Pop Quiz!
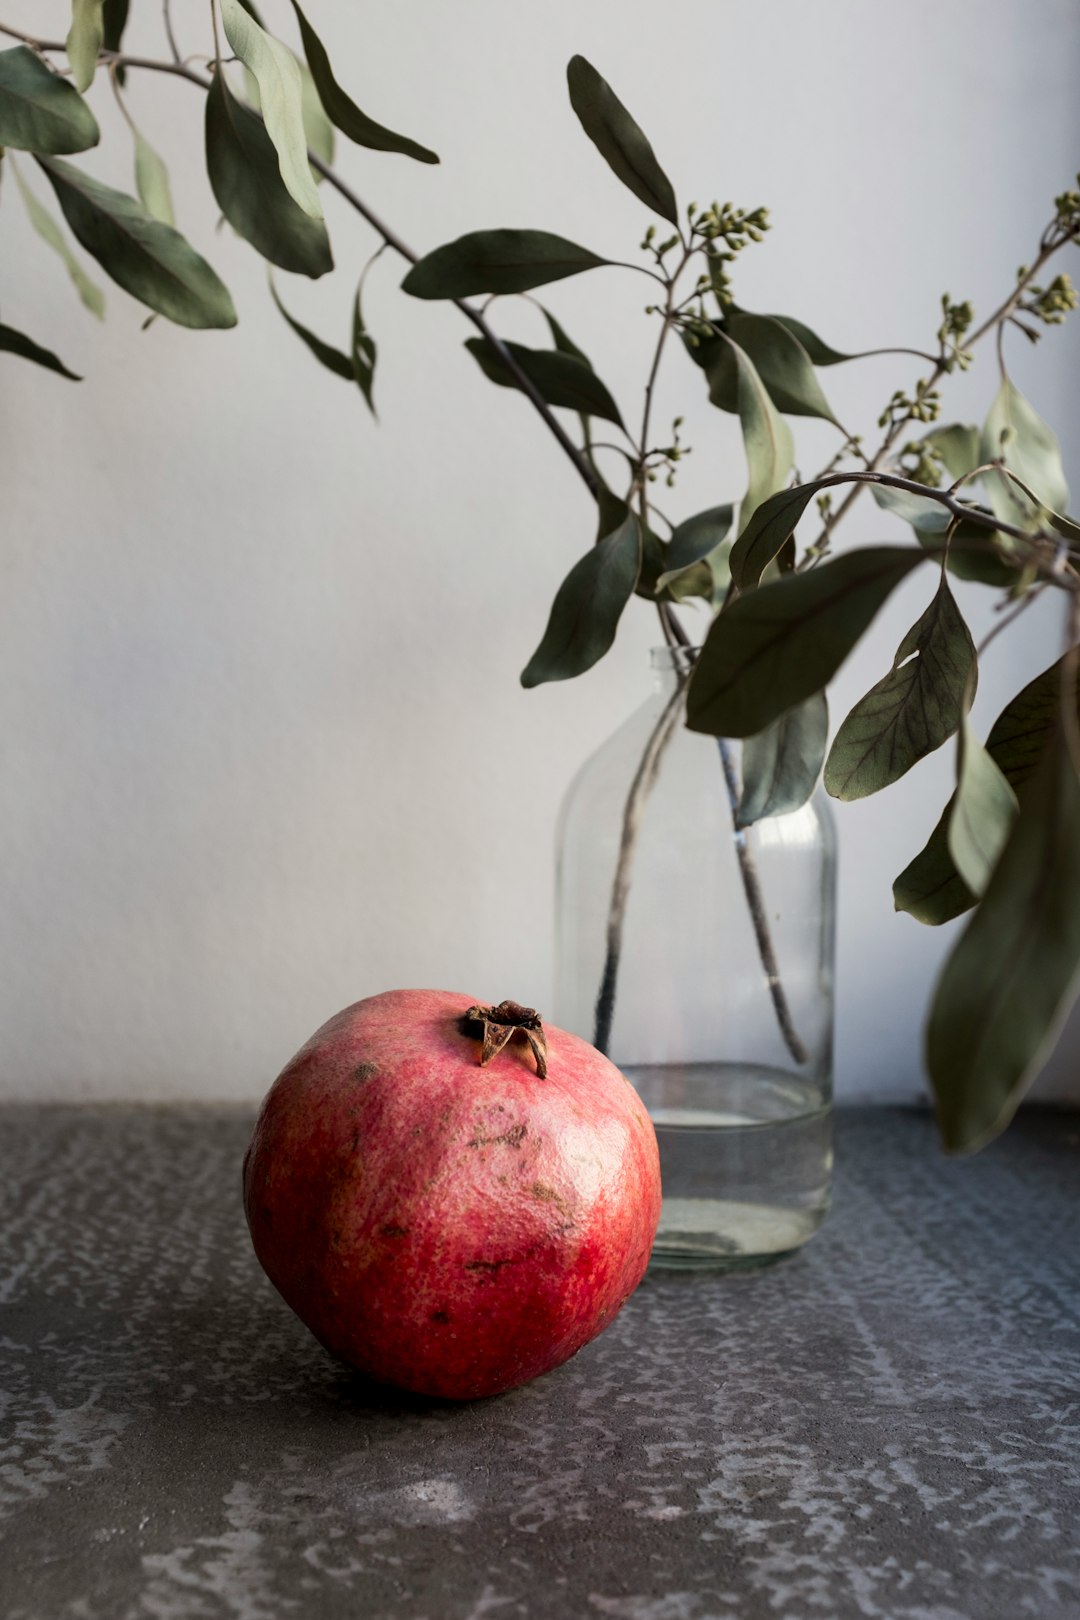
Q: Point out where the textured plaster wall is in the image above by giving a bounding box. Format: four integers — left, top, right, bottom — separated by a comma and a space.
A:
2, 0, 1079, 1102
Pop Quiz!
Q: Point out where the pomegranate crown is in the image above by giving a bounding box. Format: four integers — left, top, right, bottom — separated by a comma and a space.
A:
461, 1000, 548, 1079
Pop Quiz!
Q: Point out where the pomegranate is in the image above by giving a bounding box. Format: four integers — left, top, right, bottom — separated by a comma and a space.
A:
243, 989, 661, 1400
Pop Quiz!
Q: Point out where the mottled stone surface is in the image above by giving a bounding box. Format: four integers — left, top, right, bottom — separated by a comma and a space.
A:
1, 1107, 1078, 1620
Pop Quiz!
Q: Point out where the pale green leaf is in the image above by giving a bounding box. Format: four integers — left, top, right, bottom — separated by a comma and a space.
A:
715, 332, 794, 532
219, 0, 323, 220
979, 375, 1069, 528
947, 715, 1019, 897
66, 0, 104, 93
924, 423, 981, 481
11, 156, 104, 318
133, 128, 175, 227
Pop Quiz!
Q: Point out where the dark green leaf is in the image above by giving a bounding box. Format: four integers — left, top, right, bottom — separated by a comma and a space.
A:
947, 715, 1018, 896
0, 319, 81, 379
979, 375, 1069, 528
205, 72, 332, 278
893, 805, 976, 926
870, 481, 1020, 589
726, 313, 840, 424
540, 307, 592, 368
758, 310, 853, 366
728, 481, 823, 590
102, 0, 129, 51
464, 338, 623, 426
402, 230, 608, 300
0, 46, 100, 153
824, 574, 976, 801
595, 486, 628, 542
565, 55, 677, 225
738, 692, 829, 827
287, 0, 437, 164
220, 0, 322, 220
665, 506, 735, 574
926, 722, 1080, 1152
36, 155, 237, 329
687, 547, 926, 738
521, 516, 642, 687
269, 275, 353, 378
351, 277, 376, 416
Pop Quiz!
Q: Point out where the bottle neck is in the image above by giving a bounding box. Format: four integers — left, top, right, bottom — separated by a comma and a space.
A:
650, 644, 699, 697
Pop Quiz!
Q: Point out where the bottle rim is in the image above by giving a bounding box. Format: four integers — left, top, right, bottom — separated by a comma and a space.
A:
650, 644, 701, 672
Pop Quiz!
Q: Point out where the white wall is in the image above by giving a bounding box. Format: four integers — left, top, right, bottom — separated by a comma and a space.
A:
2, 0, 1078, 1104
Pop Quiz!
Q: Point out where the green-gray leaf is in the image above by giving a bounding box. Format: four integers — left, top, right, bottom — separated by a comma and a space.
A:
722, 313, 840, 425
36, 155, 236, 329
287, 0, 437, 164
926, 725, 1080, 1152
924, 422, 980, 481
66, 0, 103, 93
205, 72, 332, 278
0, 319, 81, 379
134, 128, 175, 227
870, 480, 1019, 589
219, 0, 322, 220
728, 481, 823, 590
352, 276, 376, 416
11, 156, 104, 318
402, 230, 608, 300
565, 55, 677, 225
759, 311, 852, 366
717, 333, 794, 531
979, 375, 1069, 528
824, 574, 976, 800
687, 547, 926, 738
464, 338, 623, 426
269, 275, 353, 379
947, 715, 1019, 897
0, 45, 100, 153
893, 805, 976, 926
665, 506, 735, 574
521, 516, 642, 688
738, 692, 829, 827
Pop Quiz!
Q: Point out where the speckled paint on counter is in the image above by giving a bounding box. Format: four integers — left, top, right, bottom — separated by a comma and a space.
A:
1, 1106, 1078, 1620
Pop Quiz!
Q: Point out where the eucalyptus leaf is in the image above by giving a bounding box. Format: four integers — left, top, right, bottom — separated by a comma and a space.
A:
926, 725, 1080, 1152
205, 71, 332, 278
947, 716, 1019, 897
287, 0, 437, 165
102, 0, 129, 53
66, 0, 104, 94
565, 55, 677, 225
728, 481, 822, 590
687, 547, 926, 738
665, 506, 735, 574
36, 155, 236, 329
979, 375, 1069, 527
352, 277, 376, 415
541, 307, 592, 368
656, 507, 734, 601
219, 0, 323, 221
893, 806, 976, 926
758, 311, 853, 366
738, 691, 829, 827
870, 480, 1019, 589
0, 46, 100, 153
464, 338, 623, 426
824, 574, 976, 800
297, 55, 335, 166
726, 313, 841, 425
403, 230, 608, 300
0, 319, 81, 380
924, 423, 981, 481
134, 129, 175, 227
716, 332, 794, 531
269, 275, 353, 379
521, 515, 642, 687
11, 157, 105, 318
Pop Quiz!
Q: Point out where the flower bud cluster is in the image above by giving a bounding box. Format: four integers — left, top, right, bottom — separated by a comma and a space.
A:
937, 295, 974, 373
900, 438, 946, 489
1024, 272, 1078, 326
879, 378, 941, 432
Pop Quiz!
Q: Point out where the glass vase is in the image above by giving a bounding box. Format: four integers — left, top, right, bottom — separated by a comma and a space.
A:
555, 646, 836, 1271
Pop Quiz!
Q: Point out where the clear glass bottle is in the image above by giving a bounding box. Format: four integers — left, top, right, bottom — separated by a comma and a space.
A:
555, 646, 836, 1271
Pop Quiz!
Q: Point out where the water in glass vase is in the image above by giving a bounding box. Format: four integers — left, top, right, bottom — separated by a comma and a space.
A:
623, 1063, 832, 1270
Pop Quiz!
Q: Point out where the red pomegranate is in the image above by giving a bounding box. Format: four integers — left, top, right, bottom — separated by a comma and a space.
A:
243, 989, 661, 1400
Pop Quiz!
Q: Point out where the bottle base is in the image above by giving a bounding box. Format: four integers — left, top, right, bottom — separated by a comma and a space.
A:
647, 1196, 827, 1273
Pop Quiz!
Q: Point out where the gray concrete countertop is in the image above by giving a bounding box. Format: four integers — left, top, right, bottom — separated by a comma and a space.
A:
1, 1106, 1078, 1620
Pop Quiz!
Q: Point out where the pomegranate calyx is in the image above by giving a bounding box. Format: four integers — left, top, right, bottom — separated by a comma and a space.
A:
462, 1000, 548, 1079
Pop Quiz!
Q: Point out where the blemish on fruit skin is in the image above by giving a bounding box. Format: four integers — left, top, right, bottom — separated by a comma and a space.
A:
380, 1224, 408, 1238
353, 1062, 378, 1083
531, 1182, 558, 1202
468, 1123, 527, 1149
430, 1310, 450, 1323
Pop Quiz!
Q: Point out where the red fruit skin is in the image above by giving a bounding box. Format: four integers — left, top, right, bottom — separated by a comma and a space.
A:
243, 989, 661, 1401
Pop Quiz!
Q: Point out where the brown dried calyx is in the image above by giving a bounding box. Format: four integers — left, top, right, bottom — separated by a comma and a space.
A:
462, 1000, 548, 1079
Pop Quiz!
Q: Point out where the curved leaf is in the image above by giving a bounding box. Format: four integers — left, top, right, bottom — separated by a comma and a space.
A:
352, 277, 376, 416
11, 157, 104, 318
824, 574, 976, 800
665, 506, 735, 574
947, 717, 1018, 897
716, 332, 793, 531
738, 692, 829, 827
927, 722, 1080, 1152
687, 547, 926, 738
133, 129, 175, 227
893, 806, 975, 926
219, 0, 322, 220
726, 313, 840, 424
521, 516, 642, 688
66, 0, 104, 93
464, 338, 623, 426
728, 482, 822, 590
205, 71, 332, 278
924, 423, 980, 481
36, 156, 236, 329
102, 0, 129, 52
752, 310, 853, 366
287, 0, 437, 164
403, 230, 608, 300
0, 320, 81, 380
566, 55, 677, 225
980, 376, 1069, 527
0, 46, 100, 154
869, 480, 1019, 588
269, 276, 353, 379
